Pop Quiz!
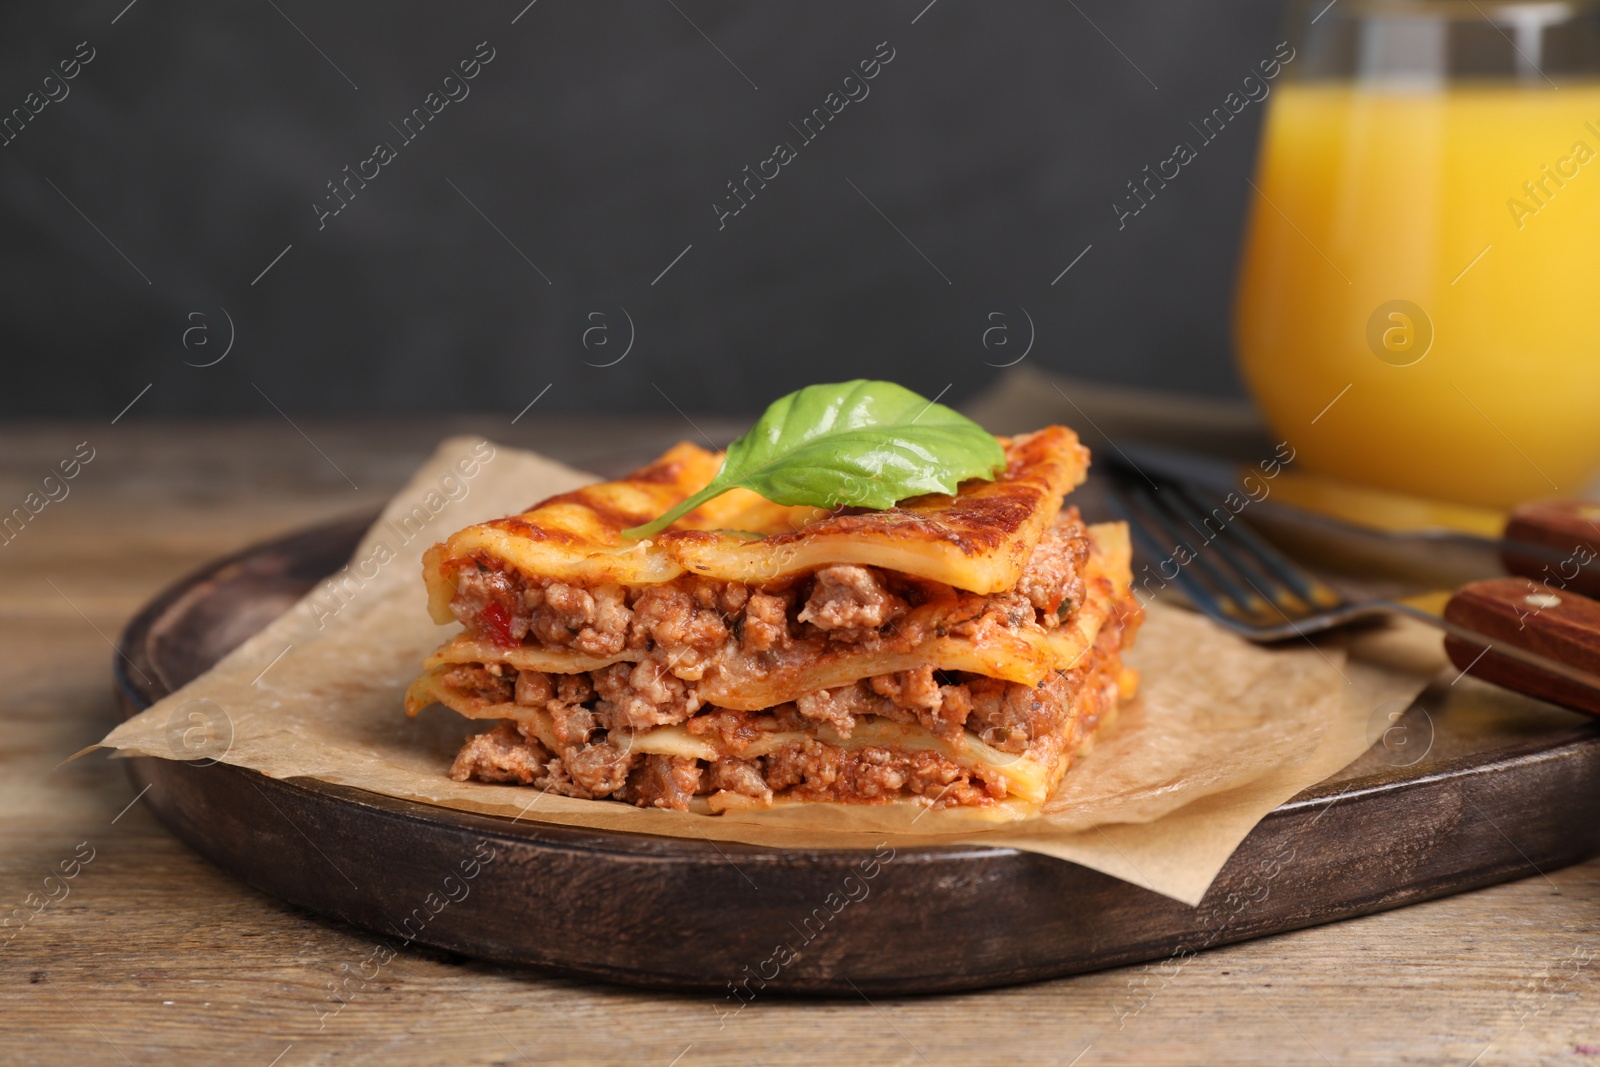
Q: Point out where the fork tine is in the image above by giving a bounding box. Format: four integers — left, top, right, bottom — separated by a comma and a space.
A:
1106, 483, 1239, 623
1171, 483, 1344, 607
1104, 460, 1371, 645
1123, 483, 1271, 622
1203, 495, 1344, 610
1159, 487, 1313, 619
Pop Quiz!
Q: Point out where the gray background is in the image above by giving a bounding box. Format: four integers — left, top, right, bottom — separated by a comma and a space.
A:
1, 1, 1288, 418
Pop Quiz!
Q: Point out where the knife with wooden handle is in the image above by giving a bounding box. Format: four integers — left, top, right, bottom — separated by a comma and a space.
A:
1107, 453, 1600, 718
1500, 501, 1600, 597
1443, 577, 1600, 717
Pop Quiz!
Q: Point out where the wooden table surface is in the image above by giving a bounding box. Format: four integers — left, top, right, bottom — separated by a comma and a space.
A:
4, 408, 1599, 1067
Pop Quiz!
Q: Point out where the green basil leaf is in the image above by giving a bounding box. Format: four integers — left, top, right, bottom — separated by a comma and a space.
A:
624, 380, 1005, 539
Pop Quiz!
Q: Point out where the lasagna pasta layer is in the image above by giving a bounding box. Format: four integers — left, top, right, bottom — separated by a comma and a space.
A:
422, 426, 1090, 614
442, 605, 1139, 815
408, 522, 1130, 712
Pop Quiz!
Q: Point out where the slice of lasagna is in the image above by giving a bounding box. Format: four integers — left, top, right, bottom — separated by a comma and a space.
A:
406, 426, 1140, 818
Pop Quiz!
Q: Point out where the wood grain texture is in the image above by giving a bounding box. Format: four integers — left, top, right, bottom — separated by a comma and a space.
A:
1445, 577, 1600, 717
1503, 499, 1600, 597
5, 416, 1600, 1066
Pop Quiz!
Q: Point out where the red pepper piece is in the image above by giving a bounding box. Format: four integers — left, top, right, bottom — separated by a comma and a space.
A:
479, 602, 517, 647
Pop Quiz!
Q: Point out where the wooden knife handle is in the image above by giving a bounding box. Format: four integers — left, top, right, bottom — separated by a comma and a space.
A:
1500, 499, 1600, 597
1443, 577, 1600, 717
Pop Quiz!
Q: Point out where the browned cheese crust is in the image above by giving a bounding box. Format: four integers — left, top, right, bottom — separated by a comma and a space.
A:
420, 427, 1091, 609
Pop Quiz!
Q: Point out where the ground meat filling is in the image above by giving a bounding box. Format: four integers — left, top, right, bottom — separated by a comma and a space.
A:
449, 567, 524, 642
444, 601, 1136, 810
623, 754, 704, 810
450, 723, 551, 784
741, 591, 792, 653
442, 663, 513, 707
590, 659, 703, 731
440, 506, 1122, 812
707, 758, 771, 803
447, 654, 1127, 811
446, 508, 1093, 654
761, 741, 1003, 807
796, 565, 907, 640
449, 723, 1012, 812
1018, 511, 1093, 623
448, 605, 1133, 745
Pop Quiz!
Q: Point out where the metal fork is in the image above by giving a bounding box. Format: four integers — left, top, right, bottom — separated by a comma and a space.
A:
1103, 459, 1600, 699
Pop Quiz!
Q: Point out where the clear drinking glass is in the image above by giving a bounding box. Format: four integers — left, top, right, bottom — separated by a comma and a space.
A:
1234, 0, 1600, 508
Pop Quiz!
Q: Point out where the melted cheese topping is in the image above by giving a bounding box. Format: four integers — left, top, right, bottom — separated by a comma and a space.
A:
422, 427, 1090, 619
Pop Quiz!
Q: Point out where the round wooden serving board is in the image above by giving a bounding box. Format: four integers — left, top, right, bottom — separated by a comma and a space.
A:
114, 515, 1600, 995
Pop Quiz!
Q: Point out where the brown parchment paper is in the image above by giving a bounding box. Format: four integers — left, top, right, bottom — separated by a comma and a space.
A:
100, 437, 1444, 905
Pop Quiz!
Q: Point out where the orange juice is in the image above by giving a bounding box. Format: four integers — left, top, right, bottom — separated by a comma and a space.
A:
1235, 83, 1600, 508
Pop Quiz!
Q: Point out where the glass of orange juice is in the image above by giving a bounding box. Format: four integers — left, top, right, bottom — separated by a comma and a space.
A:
1235, 0, 1600, 508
